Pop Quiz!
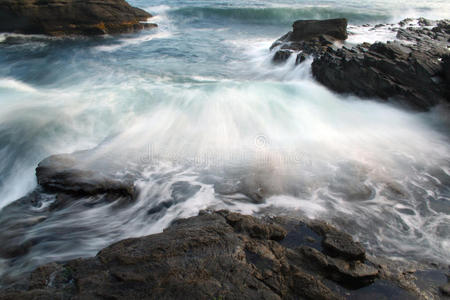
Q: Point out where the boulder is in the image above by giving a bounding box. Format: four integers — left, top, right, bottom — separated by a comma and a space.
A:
36, 154, 135, 198
0, 0, 156, 36
291, 19, 348, 41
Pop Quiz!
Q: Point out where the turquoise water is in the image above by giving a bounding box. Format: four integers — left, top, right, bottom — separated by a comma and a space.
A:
0, 0, 449, 278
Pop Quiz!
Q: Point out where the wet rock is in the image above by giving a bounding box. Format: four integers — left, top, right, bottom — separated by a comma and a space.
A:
0, 211, 344, 299
272, 49, 292, 63
36, 154, 136, 198
272, 18, 450, 111
290, 19, 348, 41
296, 53, 307, 64
322, 232, 366, 261
0, 0, 157, 36
290, 246, 378, 288
440, 282, 450, 296
327, 257, 378, 287
219, 211, 287, 241
2, 211, 436, 299
271, 18, 347, 63
417, 18, 434, 27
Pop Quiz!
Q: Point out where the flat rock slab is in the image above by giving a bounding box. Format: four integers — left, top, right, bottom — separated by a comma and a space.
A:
291, 19, 348, 41
36, 154, 135, 198
323, 232, 366, 261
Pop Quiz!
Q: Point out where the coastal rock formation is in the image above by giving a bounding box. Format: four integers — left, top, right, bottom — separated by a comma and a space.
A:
36, 154, 136, 198
271, 18, 347, 63
271, 18, 450, 111
0, 210, 436, 299
0, 0, 156, 36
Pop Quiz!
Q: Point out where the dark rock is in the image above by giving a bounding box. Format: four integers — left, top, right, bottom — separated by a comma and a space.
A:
290, 246, 378, 288
220, 211, 287, 241
327, 257, 378, 287
0, 211, 341, 299
36, 154, 136, 198
440, 282, 450, 296
323, 232, 366, 261
270, 18, 347, 54
296, 53, 307, 64
271, 18, 450, 111
291, 19, 348, 41
0, 211, 440, 299
417, 18, 434, 27
0, 0, 157, 36
311, 38, 449, 110
272, 49, 292, 63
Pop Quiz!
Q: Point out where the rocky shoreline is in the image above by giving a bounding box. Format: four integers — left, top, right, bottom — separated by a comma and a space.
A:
271, 18, 450, 111
0, 209, 449, 299
0, 153, 448, 299
0, 0, 156, 36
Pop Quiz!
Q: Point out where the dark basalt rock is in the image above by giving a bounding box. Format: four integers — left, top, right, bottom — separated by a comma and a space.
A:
0, 0, 157, 36
271, 18, 450, 111
36, 154, 135, 198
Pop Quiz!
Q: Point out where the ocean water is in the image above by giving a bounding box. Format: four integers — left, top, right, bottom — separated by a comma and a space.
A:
0, 0, 449, 279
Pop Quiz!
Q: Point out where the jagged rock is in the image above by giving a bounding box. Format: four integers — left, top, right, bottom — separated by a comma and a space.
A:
0, 211, 341, 300
289, 246, 378, 288
0, 211, 443, 299
220, 211, 287, 241
271, 18, 347, 63
36, 154, 136, 198
310, 38, 449, 110
271, 18, 450, 110
273, 49, 292, 63
0, 0, 157, 36
296, 53, 307, 64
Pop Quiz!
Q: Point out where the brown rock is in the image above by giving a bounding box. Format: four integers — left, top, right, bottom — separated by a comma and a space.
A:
0, 0, 157, 36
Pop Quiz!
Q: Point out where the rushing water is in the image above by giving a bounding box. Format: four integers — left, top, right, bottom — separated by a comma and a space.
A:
0, 0, 449, 279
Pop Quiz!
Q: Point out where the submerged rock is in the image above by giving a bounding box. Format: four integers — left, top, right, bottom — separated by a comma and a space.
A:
0, 0, 156, 36
0, 211, 440, 299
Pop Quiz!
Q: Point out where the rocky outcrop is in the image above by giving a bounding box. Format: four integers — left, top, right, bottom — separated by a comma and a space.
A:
0, 210, 445, 299
271, 18, 347, 64
0, 0, 156, 36
36, 154, 135, 198
271, 18, 450, 111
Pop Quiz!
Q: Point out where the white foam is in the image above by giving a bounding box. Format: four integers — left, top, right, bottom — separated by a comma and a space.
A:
346, 25, 399, 45
94, 31, 172, 52
0, 78, 37, 93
